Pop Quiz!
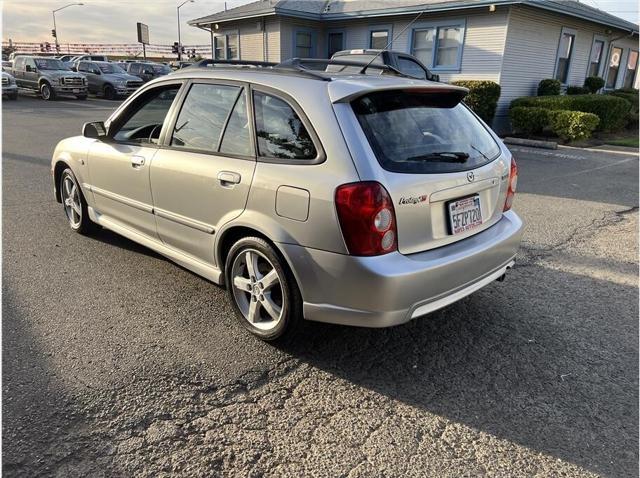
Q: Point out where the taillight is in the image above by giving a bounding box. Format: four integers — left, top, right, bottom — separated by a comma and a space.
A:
335, 181, 397, 256
503, 158, 518, 212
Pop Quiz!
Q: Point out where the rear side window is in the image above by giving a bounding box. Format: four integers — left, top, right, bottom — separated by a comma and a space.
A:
171, 83, 241, 152
253, 91, 316, 160
397, 57, 427, 79
352, 90, 501, 173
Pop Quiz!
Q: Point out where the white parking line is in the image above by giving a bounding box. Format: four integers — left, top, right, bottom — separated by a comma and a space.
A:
507, 146, 587, 160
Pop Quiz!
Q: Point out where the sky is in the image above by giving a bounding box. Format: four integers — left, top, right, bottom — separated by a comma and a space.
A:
2, 0, 639, 46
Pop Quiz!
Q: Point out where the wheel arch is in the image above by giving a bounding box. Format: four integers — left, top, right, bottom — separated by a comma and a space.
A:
216, 224, 301, 293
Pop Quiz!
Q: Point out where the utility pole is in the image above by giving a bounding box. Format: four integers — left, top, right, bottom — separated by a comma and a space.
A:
52, 3, 84, 54
177, 0, 195, 61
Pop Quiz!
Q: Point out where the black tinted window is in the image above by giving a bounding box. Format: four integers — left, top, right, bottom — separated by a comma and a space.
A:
219, 93, 251, 156
352, 90, 500, 174
397, 58, 427, 79
171, 83, 240, 152
253, 91, 316, 160
113, 86, 180, 144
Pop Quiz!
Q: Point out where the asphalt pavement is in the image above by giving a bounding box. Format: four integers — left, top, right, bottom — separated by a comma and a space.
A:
2, 95, 638, 477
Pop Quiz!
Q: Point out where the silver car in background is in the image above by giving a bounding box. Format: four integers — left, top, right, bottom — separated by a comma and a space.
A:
50, 59, 522, 341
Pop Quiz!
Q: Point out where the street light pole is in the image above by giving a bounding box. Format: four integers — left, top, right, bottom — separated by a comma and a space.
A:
177, 0, 194, 61
52, 3, 84, 54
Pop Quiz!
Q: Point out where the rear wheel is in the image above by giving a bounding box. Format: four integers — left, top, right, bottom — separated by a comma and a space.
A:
225, 237, 302, 341
60, 168, 95, 234
40, 82, 55, 101
103, 84, 115, 100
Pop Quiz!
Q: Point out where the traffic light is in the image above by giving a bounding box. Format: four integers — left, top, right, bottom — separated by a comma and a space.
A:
39, 43, 45, 52
45, 42, 51, 52
172, 42, 179, 54
181, 46, 185, 54
51, 29, 57, 38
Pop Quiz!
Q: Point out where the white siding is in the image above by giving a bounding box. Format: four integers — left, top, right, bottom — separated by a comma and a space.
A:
498, 5, 637, 123
325, 8, 509, 82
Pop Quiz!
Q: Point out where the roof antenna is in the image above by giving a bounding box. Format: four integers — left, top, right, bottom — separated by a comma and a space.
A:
359, 7, 428, 74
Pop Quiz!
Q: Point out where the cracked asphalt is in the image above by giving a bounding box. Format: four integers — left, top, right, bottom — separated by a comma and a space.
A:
3, 96, 638, 477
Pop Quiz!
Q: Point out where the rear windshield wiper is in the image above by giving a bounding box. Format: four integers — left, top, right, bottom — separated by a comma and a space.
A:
406, 152, 469, 163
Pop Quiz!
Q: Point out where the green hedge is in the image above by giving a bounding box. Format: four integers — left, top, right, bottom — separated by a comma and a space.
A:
538, 79, 561, 96
566, 86, 590, 95
548, 110, 600, 141
510, 94, 631, 131
451, 80, 501, 124
583, 76, 605, 93
509, 107, 549, 135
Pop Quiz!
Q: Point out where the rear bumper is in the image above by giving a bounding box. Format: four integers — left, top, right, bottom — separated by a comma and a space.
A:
278, 210, 523, 327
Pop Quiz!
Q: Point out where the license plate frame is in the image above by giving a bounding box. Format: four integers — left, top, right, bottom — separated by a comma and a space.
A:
447, 194, 483, 235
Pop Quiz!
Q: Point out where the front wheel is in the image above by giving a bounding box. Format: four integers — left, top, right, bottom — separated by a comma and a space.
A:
9, 92, 18, 100
76, 94, 87, 100
40, 82, 55, 101
60, 168, 95, 234
225, 237, 302, 341
103, 84, 115, 100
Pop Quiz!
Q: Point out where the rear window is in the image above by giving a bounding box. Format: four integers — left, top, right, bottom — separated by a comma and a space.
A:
352, 90, 501, 174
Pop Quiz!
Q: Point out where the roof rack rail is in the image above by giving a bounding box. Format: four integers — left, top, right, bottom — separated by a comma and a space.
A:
276, 58, 405, 77
192, 59, 278, 68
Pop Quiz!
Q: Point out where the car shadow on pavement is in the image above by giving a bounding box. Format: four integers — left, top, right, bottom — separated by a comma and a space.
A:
276, 261, 639, 477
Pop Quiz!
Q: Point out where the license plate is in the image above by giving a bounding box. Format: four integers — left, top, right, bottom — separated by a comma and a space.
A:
448, 195, 483, 235
72, 89, 80, 93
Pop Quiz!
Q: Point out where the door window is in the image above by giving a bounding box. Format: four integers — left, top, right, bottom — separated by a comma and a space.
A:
606, 46, 623, 88
328, 32, 344, 58
397, 57, 427, 79
588, 39, 605, 77
555, 30, 575, 83
219, 92, 252, 156
170, 83, 241, 153
111, 85, 181, 144
253, 91, 316, 160
623, 50, 638, 89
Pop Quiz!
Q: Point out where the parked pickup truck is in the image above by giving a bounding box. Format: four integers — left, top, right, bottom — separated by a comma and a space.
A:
2, 71, 18, 100
9, 56, 87, 100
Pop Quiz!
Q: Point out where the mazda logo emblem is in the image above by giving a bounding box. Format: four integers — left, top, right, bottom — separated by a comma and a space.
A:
467, 171, 475, 182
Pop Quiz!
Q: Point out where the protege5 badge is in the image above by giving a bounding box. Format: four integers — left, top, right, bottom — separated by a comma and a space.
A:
398, 195, 428, 205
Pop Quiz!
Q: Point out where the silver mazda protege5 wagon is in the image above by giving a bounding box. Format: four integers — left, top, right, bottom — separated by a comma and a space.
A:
51, 59, 523, 341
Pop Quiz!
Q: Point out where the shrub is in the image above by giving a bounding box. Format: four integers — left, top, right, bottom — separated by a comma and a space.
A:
509, 107, 549, 135
566, 86, 590, 95
548, 110, 599, 141
583, 76, 605, 93
537, 79, 561, 96
607, 88, 639, 130
451, 80, 501, 123
510, 94, 630, 131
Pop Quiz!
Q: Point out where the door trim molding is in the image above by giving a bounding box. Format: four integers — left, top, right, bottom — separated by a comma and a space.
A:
90, 184, 153, 213
155, 207, 215, 234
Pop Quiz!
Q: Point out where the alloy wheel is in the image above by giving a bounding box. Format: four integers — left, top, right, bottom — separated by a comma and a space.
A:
61, 173, 82, 228
231, 249, 285, 331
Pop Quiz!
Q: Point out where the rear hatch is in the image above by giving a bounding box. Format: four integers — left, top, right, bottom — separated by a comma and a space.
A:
334, 83, 510, 255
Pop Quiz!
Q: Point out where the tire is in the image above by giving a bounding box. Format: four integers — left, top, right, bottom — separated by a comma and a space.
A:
40, 82, 55, 101
59, 168, 96, 235
9, 92, 17, 100
225, 237, 302, 341
76, 94, 87, 100
103, 84, 115, 100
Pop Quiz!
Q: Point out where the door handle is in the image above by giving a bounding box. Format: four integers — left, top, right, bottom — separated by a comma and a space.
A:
131, 155, 145, 168
217, 171, 241, 186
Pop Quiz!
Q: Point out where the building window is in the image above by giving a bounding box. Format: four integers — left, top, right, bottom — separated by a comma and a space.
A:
411, 21, 464, 70
369, 30, 389, 49
554, 29, 575, 84
328, 31, 344, 58
214, 33, 238, 60
587, 38, 605, 78
623, 50, 638, 89
295, 31, 313, 57
606, 46, 623, 88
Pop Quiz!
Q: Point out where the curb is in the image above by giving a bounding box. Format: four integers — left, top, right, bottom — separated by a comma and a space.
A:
503, 137, 557, 150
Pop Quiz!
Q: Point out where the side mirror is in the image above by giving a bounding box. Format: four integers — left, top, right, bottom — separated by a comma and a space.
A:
83, 121, 107, 139
432, 73, 440, 82
25, 65, 32, 72
71, 66, 77, 72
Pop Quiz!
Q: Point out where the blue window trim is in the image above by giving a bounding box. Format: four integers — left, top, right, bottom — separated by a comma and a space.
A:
553, 26, 577, 85
327, 28, 346, 58
368, 24, 393, 49
409, 18, 466, 72
293, 27, 317, 58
